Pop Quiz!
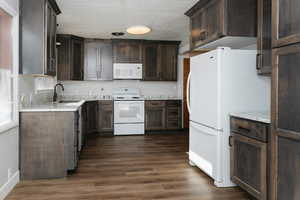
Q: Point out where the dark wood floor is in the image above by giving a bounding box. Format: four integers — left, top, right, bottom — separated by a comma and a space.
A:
6, 133, 250, 200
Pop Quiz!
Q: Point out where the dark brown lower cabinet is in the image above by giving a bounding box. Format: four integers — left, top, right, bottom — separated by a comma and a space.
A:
230, 134, 267, 200
230, 117, 269, 200
85, 101, 98, 134
166, 100, 182, 130
145, 101, 166, 131
145, 100, 182, 131
98, 101, 113, 133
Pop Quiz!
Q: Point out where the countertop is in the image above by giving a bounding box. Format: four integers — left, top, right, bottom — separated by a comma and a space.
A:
19, 100, 85, 112
230, 111, 271, 124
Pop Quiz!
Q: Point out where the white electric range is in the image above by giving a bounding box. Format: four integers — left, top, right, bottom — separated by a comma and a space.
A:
113, 88, 145, 135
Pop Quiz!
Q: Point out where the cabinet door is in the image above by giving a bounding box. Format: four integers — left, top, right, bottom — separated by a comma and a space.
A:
271, 44, 300, 200
272, 0, 300, 47
45, 4, 57, 76
85, 40, 113, 80
230, 134, 267, 200
86, 101, 98, 134
57, 35, 71, 80
190, 9, 207, 49
98, 101, 113, 133
143, 43, 160, 81
71, 39, 84, 80
159, 45, 178, 81
113, 40, 142, 63
166, 101, 182, 130
145, 101, 166, 131
205, 0, 223, 42
189, 0, 223, 49
257, 0, 272, 75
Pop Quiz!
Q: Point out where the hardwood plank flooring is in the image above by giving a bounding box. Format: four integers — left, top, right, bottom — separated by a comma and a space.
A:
6, 133, 251, 200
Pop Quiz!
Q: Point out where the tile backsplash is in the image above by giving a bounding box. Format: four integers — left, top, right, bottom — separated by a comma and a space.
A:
61, 80, 181, 99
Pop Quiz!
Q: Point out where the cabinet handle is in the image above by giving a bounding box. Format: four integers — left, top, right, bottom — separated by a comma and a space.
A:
229, 136, 233, 147
238, 126, 251, 133
256, 54, 261, 70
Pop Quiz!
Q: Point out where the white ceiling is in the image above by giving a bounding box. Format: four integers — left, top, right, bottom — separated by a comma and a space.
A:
56, 0, 198, 46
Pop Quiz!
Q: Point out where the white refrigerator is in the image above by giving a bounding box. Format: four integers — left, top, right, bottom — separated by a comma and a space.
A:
187, 47, 270, 187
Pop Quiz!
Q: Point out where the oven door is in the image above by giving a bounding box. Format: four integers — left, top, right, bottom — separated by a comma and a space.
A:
114, 101, 145, 123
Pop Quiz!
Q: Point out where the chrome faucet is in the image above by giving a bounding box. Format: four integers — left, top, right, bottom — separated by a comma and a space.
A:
53, 83, 65, 102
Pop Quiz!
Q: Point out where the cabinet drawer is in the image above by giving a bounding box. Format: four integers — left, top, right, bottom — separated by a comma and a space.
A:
167, 108, 179, 119
167, 100, 181, 107
167, 120, 180, 129
146, 101, 166, 107
230, 117, 269, 142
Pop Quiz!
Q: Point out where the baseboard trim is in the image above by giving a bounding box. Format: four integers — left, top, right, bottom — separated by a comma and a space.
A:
0, 171, 19, 200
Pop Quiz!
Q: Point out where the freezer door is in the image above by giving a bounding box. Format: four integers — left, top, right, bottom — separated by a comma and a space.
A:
189, 121, 222, 182
190, 50, 222, 130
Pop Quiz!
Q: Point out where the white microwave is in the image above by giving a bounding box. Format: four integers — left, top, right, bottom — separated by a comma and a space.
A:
113, 63, 143, 80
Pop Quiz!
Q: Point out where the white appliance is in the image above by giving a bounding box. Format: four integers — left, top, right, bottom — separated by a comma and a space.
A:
186, 47, 270, 187
113, 63, 143, 80
113, 88, 145, 135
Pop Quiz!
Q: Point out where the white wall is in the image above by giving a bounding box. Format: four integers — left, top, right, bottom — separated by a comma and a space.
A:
0, 1, 20, 199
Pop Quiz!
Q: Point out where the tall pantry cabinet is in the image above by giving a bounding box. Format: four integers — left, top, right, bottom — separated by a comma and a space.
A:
271, 0, 300, 199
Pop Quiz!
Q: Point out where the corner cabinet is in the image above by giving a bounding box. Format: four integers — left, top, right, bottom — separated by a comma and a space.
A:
20, 0, 61, 75
85, 101, 98, 134
57, 35, 84, 81
272, 0, 300, 48
185, 0, 257, 50
112, 39, 143, 63
271, 44, 300, 200
143, 41, 180, 81
257, 0, 272, 75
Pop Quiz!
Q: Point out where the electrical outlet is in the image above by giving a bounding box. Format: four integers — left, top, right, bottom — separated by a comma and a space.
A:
7, 168, 11, 180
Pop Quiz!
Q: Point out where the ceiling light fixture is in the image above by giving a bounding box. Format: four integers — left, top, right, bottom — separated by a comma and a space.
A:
126, 25, 151, 35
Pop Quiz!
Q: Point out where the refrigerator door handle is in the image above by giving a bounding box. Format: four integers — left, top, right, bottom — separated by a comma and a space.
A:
186, 72, 191, 114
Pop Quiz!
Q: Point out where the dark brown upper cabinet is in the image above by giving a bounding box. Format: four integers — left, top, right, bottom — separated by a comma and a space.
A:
271, 44, 300, 200
159, 44, 179, 81
57, 35, 84, 81
143, 41, 180, 81
185, 0, 257, 50
85, 39, 113, 80
143, 42, 160, 81
20, 0, 61, 75
112, 39, 143, 63
272, 0, 300, 48
257, 0, 272, 75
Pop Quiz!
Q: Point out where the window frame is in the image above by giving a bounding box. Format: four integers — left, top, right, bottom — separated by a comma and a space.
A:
0, 0, 19, 133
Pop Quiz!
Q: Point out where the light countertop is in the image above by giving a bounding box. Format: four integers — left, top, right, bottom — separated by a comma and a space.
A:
19, 100, 85, 112
230, 111, 271, 124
